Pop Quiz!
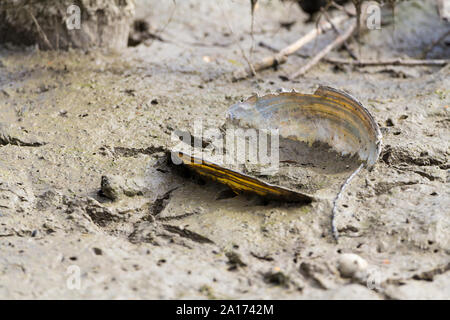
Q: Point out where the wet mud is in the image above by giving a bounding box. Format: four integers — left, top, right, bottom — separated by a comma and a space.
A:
0, 0, 448, 299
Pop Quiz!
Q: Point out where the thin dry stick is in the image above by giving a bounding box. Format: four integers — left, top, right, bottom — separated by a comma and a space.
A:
325, 57, 449, 66
331, 163, 364, 242
232, 14, 350, 81
220, 3, 256, 77
258, 41, 308, 58
321, 8, 357, 60
250, 0, 258, 59
290, 19, 356, 78
26, 8, 53, 50
259, 42, 449, 67
148, 0, 177, 44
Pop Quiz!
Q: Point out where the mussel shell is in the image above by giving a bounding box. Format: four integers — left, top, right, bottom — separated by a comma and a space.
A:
173, 86, 382, 202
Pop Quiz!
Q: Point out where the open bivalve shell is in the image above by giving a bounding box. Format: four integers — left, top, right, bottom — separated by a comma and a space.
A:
172, 86, 382, 203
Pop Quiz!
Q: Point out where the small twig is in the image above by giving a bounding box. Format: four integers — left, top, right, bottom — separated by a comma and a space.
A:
258, 41, 309, 59
290, 19, 356, 78
325, 57, 450, 66
315, 1, 334, 34
250, 0, 258, 59
232, 14, 350, 81
258, 42, 449, 68
321, 8, 357, 60
145, 0, 177, 46
331, 163, 364, 242
26, 8, 53, 50
221, 2, 256, 77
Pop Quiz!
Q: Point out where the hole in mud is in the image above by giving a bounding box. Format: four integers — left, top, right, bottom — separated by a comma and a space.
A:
382, 151, 391, 163
215, 188, 238, 200
385, 118, 395, 127
157, 259, 166, 266
134, 19, 149, 33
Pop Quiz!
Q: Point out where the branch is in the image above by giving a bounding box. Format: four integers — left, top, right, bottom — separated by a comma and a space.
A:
331, 163, 364, 242
259, 42, 449, 68
321, 7, 357, 60
26, 8, 53, 50
325, 57, 450, 66
290, 18, 357, 79
232, 14, 350, 81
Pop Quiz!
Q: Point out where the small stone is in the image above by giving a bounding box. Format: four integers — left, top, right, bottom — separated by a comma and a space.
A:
263, 270, 290, 288
225, 251, 246, 270
100, 175, 145, 201
100, 175, 125, 201
37, 84, 50, 93
337, 253, 368, 278
122, 177, 145, 197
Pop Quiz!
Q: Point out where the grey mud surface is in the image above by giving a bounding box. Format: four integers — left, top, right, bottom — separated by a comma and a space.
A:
0, 0, 449, 299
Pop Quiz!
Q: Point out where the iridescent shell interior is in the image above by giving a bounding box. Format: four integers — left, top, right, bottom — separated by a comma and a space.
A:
227, 86, 382, 169
223, 86, 382, 195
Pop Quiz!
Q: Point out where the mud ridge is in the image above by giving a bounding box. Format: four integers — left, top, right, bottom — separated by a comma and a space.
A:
162, 224, 215, 244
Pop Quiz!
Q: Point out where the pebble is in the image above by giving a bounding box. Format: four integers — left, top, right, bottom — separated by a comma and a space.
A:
337, 253, 368, 278
100, 175, 144, 201
100, 175, 124, 201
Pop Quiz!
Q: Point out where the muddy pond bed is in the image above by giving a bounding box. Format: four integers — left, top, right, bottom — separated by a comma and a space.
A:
0, 0, 449, 299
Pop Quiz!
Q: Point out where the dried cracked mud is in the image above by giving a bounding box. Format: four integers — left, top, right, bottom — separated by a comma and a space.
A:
0, 0, 449, 299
